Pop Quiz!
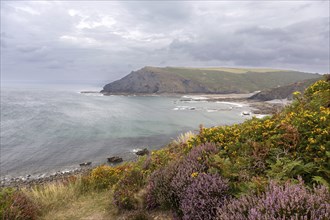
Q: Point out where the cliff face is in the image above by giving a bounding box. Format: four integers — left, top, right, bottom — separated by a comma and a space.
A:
101, 67, 210, 94
101, 66, 320, 94
249, 78, 321, 101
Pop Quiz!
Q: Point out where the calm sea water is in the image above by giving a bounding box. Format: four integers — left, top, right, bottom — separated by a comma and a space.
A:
0, 83, 252, 178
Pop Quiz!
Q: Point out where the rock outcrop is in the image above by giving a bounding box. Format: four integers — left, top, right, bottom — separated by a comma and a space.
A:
102, 67, 209, 94
249, 78, 321, 101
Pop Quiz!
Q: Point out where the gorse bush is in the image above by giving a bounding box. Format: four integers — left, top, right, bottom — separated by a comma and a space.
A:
90, 164, 128, 190
217, 180, 330, 220
76, 163, 133, 193
113, 168, 145, 210
189, 78, 330, 190
142, 147, 179, 174
180, 173, 229, 220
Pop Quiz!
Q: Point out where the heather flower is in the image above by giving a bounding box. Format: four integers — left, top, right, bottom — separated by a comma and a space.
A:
181, 173, 229, 220
145, 162, 180, 210
145, 143, 218, 212
217, 180, 330, 220
171, 143, 218, 200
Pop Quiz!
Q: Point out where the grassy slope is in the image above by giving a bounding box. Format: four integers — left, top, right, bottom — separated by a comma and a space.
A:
40, 191, 113, 220
168, 66, 288, 73
157, 66, 320, 93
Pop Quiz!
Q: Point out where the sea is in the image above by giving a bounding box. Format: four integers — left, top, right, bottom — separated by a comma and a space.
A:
0, 82, 253, 179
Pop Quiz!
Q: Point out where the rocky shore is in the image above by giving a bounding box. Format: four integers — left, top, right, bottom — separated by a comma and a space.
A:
1, 148, 154, 189
0, 167, 93, 189
180, 94, 290, 115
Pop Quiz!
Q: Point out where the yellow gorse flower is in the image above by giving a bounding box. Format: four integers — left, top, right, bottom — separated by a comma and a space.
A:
191, 172, 199, 178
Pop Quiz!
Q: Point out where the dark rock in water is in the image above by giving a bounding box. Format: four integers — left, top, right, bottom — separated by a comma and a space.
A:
79, 162, 92, 166
136, 148, 149, 156
242, 111, 251, 115
107, 156, 123, 163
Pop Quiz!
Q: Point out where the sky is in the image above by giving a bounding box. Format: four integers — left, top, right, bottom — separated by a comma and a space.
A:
1, 1, 329, 83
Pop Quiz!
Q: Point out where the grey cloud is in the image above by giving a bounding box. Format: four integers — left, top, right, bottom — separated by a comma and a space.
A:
1, 1, 329, 82
169, 17, 329, 72
119, 1, 192, 25
16, 45, 49, 54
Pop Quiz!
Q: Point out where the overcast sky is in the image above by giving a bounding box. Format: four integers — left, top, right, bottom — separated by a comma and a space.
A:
1, 1, 329, 83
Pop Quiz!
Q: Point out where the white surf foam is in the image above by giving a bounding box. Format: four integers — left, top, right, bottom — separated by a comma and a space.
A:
216, 101, 245, 108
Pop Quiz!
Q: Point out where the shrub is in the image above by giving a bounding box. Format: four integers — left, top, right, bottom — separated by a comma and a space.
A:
125, 210, 152, 220
90, 165, 122, 190
171, 143, 218, 200
266, 157, 317, 182
189, 79, 330, 188
217, 180, 330, 220
0, 188, 15, 219
142, 148, 177, 174
113, 168, 145, 210
180, 173, 229, 220
0, 189, 39, 220
145, 143, 218, 214
145, 162, 180, 210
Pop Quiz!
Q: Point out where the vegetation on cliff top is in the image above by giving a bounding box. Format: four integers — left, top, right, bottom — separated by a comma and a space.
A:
1, 76, 329, 219
250, 77, 322, 101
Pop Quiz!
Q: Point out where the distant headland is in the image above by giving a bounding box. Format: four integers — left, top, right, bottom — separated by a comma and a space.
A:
101, 66, 320, 95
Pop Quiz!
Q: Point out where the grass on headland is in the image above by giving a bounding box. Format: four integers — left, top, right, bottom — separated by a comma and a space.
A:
170, 66, 289, 74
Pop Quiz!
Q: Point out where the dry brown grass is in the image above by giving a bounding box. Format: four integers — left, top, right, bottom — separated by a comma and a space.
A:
22, 177, 116, 219
39, 190, 115, 220
24, 180, 80, 212
172, 131, 195, 145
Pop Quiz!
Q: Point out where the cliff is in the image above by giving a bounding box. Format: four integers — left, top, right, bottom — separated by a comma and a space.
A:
101, 66, 320, 94
249, 77, 321, 101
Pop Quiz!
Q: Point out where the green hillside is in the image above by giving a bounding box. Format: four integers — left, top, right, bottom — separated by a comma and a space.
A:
102, 66, 320, 94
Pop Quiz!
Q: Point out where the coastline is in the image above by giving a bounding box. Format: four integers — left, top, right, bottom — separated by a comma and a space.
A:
1, 154, 142, 189
1, 92, 288, 188
1, 167, 93, 189
82, 90, 289, 115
